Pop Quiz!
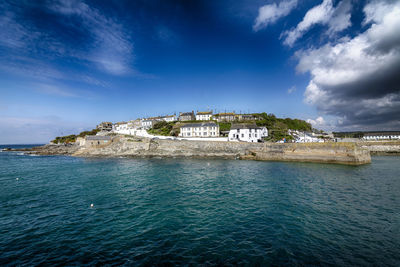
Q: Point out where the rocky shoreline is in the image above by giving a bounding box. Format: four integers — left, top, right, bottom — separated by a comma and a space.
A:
8, 136, 376, 165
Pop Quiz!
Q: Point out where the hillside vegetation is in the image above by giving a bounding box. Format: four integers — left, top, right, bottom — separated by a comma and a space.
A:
254, 113, 312, 142
51, 129, 99, 144
147, 121, 179, 136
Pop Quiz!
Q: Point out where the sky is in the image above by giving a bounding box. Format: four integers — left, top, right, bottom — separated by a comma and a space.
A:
1, 0, 400, 144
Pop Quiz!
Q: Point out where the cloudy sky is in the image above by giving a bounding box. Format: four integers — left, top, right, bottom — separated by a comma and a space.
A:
1, 0, 399, 143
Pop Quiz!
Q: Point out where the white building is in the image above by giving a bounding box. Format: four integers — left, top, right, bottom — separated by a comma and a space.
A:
362, 131, 400, 141
141, 119, 156, 129
161, 115, 176, 122
196, 111, 213, 121
228, 124, 268, 143
113, 121, 129, 132
289, 130, 324, 143
179, 122, 219, 137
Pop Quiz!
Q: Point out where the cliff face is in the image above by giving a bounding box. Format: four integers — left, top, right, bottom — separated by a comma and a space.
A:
71, 137, 371, 165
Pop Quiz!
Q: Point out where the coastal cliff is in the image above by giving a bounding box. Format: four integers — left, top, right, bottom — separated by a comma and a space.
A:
62, 136, 370, 165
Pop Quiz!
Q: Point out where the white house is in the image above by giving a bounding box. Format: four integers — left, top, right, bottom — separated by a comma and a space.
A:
179, 122, 219, 137
362, 131, 400, 141
289, 130, 324, 143
141, 119, 156, 129
161, 115, 176, 122
196, 111, 213, 121
113, 121, 128, 132
228, 124, 268, 143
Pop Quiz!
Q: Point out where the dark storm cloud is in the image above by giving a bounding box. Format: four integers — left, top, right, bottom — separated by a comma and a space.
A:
296, 0, 400, 129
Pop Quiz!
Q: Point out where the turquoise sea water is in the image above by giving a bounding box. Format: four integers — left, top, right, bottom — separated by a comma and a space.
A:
1, 145, 399, 266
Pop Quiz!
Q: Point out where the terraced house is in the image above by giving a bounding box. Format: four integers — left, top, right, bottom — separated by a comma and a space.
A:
214, 112, 236, 122
179, 122, 219, 138
179, 111, 195, 121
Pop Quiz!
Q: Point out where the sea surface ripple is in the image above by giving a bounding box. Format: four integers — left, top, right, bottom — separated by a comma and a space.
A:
0, 146, 399, 265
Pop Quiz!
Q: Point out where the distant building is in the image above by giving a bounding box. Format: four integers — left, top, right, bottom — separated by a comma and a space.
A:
236, 114, 258, 121
179, 111, 195, 121
179, 122, 219, 138
85, 135, 112, 147
196, 111, 213, 121
362, 131, 400, 140
161, 115, 176, 122
113, 121, 128, 132
228, 124, 268, 142
214, 112, 235, 122
113, 120, 141, 134
289, 130, 324, 143
141, 119, 156, 129
97, 122, 113, 132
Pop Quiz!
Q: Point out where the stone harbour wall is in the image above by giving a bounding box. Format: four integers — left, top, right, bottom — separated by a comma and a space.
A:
71, 137, 371, 165
359, 141, 400, 155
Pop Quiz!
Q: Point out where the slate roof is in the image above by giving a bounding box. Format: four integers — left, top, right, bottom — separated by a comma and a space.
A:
197, 111, 212, 115
216, 113, 235, 116
230, 124, 261, 130
180, 112, 194, 116
364, 131, 400, 136
180, 122, 218, 128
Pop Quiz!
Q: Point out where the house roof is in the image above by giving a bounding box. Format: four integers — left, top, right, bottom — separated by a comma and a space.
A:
197, 111, 212, 115
85, 135, 111, 140
180, 112, 194, 116
230, 124, 261, 130
180, 122, 218, 128
216, 113, 235, 116
364, 131, 400, 136
239, 114, 256, 117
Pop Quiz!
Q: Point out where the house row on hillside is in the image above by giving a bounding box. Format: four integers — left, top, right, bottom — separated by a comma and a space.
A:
97, 118, 269, 142
98, 111, 260, 132
177, 111, 260, 122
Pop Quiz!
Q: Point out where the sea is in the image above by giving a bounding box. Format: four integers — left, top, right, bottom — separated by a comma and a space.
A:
0, 144, 399, 266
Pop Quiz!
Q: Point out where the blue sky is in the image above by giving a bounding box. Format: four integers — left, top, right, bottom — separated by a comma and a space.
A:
1, 0, 400, 144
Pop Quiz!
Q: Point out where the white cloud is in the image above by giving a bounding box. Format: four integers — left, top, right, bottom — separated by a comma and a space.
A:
49, 0, 134, 75
326, 0, 352, 36
0, 0, 134, 77
297, 0, 400, 129
253, 0, 298, 31
283, 0, 352, 46
287, 86, 296, 94
307, 116, 326, 127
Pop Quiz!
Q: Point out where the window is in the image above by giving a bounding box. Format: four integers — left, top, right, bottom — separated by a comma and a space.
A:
255, 134, 257, 137
188, 133, 191, 136
241, 134, 244, 138
249, 134, 251, 137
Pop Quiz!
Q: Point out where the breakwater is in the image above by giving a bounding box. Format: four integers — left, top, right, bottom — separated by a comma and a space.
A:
360, 141, 400, 155
66, 137, 371, 165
